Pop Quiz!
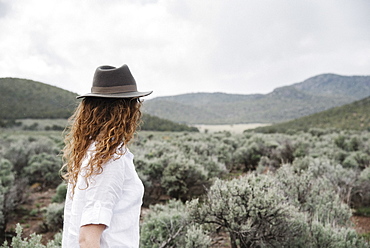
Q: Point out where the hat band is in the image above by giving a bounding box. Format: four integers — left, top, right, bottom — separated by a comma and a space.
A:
91, 85, 137, 94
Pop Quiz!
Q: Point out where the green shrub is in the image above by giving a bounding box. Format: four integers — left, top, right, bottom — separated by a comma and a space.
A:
0, 183, 5, 234
189, 175, 307, 247
309, 221, 368, 248
133, 134, 226, 204
276, 164, 352, 226
360, 232, 370, 243
46, 232, 62, 248
23, 123, 39, 131
0, 159, 25, 236
184, 225, 211, 248
335, 135, 347, 150
140, 200, 189, 247
140, 200, 211, 248
52, 183, 67, 203
3, 136, 59, 175
352, 166, 370, 208
342, 153, 360, 168
233, 141, 265, 171
295, 157, 360, 205
23, 153, 62, 188
0, 159, 14, 187
161, 154, 209, 200
29, 208, 39, 217
0, 223, 61, 248
187, 167, 367, 247
44, 203, 64, 232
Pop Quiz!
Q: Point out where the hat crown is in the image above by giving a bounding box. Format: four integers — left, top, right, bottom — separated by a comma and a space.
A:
77, 64, 152, 99
93, 65, 136, 88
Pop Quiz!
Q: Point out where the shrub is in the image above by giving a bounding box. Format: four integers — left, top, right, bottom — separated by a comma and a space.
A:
189, 175, 307, 248
52, 183, 67, 203
140, 200, 211, 248
233, 142, 265, 171
184, 225, 211, 248
302, 158, 360, 206
309, 221, 368, 248
0, 159, 26, 236
342, 153, 360, 168
3, 136, 59, 175
161, 154, 209, 200
140, 200, 188, 247
133, 134, 226, 204
275, 139, 297, 164
44, 203, 64, 232
0, 183, 5, 235
23, 153, 62, 188
0, 159, 14, 187
276, 164, 352, 226
188, 167, 367, 247
3, 137, 31, 175
335, 135, 347, 150
0, 223, 61, 248
23, 122, 39, 131
334, 134, 363, 152
352, 166, 370, 208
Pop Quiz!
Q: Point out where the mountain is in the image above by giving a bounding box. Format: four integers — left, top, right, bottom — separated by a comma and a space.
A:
253, 96, 370, 133
0, 78, 198, 132
292, 74, 370, 99
143, 74, 370, 124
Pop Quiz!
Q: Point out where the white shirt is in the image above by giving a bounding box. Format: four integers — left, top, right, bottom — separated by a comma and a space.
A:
62, 143, 144, 248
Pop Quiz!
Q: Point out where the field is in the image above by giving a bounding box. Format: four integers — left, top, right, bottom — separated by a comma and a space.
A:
0, 127, 369, 247
194, 123, 270, 134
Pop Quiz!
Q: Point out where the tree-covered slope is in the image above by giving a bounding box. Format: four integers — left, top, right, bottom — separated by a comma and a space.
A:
254, 96, 370, 133
0, 77, 78, 119
141, 114, 198, 132
143, 74, 370, 124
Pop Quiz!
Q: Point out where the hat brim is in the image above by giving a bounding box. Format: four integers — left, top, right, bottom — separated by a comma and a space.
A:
77, 91, 153, 99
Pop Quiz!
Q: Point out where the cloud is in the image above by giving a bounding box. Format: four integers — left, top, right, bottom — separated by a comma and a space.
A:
207, 0, 370, 90
0, 1, 10, 18
0, 0, 369, 97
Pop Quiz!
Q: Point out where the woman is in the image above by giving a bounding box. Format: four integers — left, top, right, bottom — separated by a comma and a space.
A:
61, 65, 152, 248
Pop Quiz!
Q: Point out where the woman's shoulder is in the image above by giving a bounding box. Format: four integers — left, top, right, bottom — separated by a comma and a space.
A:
115, 145, 134, 160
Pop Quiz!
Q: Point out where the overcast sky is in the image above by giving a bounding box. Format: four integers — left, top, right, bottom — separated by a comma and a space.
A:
0, 0, 369, 98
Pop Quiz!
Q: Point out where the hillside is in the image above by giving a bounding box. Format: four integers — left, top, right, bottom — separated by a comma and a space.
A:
253, 96, 370, 133
0, 78, 78, 119
143, 74, 370, 124
0, 78, 198, 132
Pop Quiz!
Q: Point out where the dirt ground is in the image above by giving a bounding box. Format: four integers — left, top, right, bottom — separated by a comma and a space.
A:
5, 188, 370, 246
6, 187, 58, 244
351, 215, 370, 234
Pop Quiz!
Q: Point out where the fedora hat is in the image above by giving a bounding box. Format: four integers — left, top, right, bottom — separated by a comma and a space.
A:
77, 64, 152, 99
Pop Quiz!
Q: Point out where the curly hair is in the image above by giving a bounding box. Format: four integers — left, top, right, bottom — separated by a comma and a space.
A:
61, 97, 142, 196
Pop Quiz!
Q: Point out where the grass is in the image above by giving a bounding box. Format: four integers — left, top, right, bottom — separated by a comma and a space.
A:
355, 207, 370, 217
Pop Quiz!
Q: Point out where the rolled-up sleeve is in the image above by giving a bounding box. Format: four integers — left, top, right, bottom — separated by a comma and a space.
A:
79, 158, 125, 228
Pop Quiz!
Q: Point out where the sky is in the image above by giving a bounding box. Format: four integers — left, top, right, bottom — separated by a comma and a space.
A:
0, 0, 369, 98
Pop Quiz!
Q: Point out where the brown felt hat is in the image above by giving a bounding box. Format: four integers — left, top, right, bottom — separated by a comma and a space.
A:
77, 64, 153, 99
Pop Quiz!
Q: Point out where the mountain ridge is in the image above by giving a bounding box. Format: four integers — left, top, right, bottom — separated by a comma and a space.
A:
291, 73, 370, 99
2, 73, 370, 126
143, 73, 370, 124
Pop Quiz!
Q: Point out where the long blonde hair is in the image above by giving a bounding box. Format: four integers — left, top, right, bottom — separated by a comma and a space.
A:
62, 97, 142, 195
